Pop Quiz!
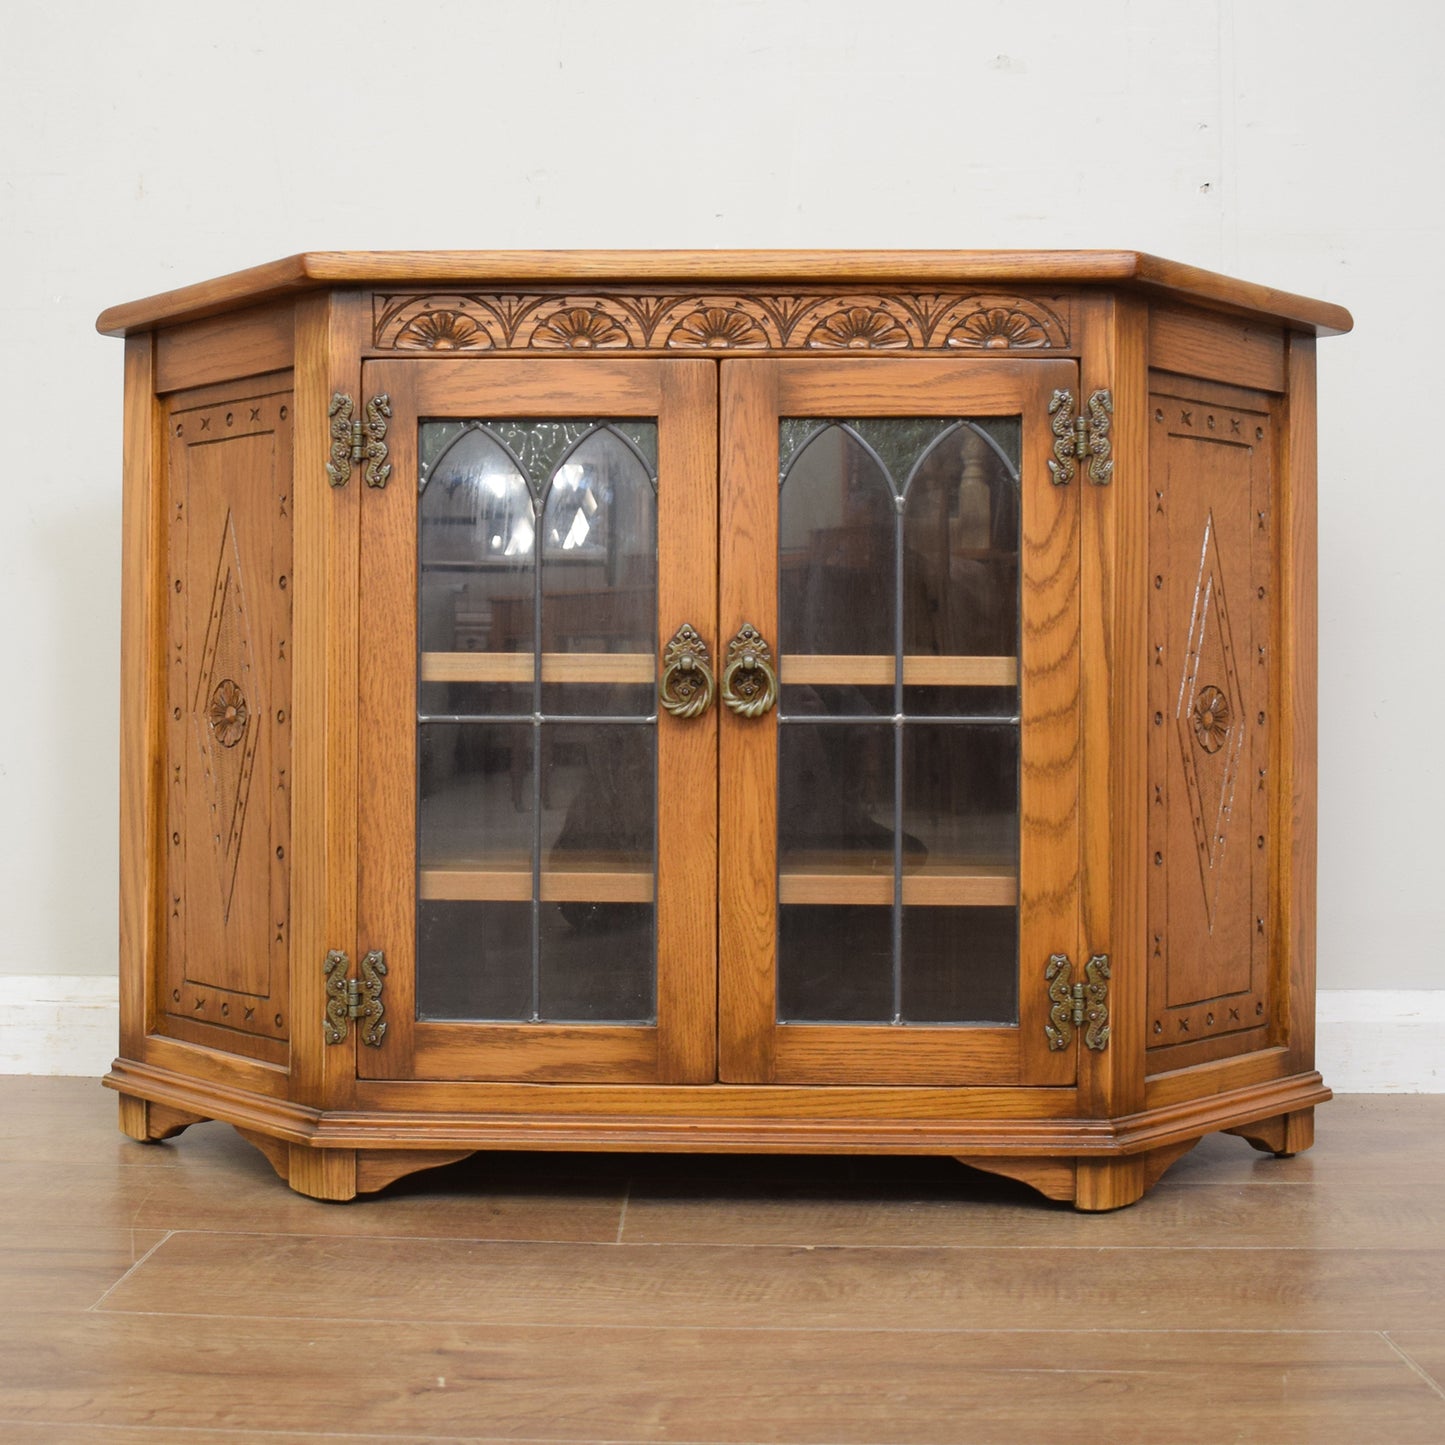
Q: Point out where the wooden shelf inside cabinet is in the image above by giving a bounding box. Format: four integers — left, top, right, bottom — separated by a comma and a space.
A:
422, 652, 655, 685
779, 855, 1019, 907
421, 854, 653, 904
780, 655, 1018, 688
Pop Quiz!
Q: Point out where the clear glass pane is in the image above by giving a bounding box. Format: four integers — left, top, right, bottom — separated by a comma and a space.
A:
778, 904, 892, 1022
417, 900, 531, 1021
901, 724, 1018, 1026
539, 722, 655, 1023
543, 724, 655, 868
418, 722, 533, 869
778, 721, 896, 866
775, 416, 1024, 1030
418, 424, 535, 716
900, 906, 1018, 1024
539, 903, 654, 1023
541, 426, 657, 716
903, 423, 1020, 718
416, 723, 535, 1023
902, 724, 1019, 871
779, 425, 895, 717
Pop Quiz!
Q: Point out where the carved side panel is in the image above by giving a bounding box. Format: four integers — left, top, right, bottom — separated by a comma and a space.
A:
164, 382, 293, 1061
1148, 389, 1274, 1057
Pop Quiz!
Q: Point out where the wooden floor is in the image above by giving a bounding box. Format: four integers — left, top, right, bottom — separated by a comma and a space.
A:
1, 1080, 1443, 1442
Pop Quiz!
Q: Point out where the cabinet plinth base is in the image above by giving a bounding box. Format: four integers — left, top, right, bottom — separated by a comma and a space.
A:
955, 1139, 1201, 1212
118, 1093, 207, 1144
1224, 1107, 1315, 1158
107, 1062, 1329, 1207
234, 1130, 475, 1201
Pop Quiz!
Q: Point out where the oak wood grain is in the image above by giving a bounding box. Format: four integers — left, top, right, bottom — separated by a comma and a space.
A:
96, 249, 1355, 337
118, 333, 164, 1063
1149, 304, 1287, 391
154, 301, 294, 393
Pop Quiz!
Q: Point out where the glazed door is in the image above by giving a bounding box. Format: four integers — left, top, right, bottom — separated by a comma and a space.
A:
358, 359, 718, 1082
718, 359, 1082, 1086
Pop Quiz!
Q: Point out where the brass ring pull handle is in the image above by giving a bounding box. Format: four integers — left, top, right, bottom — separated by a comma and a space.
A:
658, 623, 715, 718
720, 623, 779, 719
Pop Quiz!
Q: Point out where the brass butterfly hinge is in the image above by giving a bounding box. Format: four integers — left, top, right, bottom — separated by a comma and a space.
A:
323, 949, 388, 1047
1044, 952, 1111, 1052
326, 393, 393, 489
1046, 389, 1113, 486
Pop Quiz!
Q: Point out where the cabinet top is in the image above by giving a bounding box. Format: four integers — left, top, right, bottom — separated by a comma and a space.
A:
95, 249, 1353, 338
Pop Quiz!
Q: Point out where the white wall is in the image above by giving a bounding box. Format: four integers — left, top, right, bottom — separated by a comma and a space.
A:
1, 3, 1439, 1022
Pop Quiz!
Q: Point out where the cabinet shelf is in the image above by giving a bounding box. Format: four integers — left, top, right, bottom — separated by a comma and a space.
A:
421, 856, 653, 903
781, 655, 1017, 688
421, 651, 1018, 689
422, 652, 654, 685
420, 855, 1016, 907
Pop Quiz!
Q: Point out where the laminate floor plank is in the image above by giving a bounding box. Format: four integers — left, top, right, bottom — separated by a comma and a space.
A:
8, 1082, 1445, 1442
0, 1229, 169, 1312
1387, 1333, 1445, 1397
0, 1077, 183, 1169
129, 1151, 629, 1242
96, 1230, 1445, 1333
0, 1315, 1441, 1445
620, 1169, 1445, 1250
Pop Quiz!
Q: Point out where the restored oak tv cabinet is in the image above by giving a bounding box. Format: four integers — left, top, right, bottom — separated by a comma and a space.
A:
100, 251, 1349, 1209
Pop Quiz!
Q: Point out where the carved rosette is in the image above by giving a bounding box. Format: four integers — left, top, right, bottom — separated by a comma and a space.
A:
941, 295, 1068, 350
206, 679, 248, 748
396, 309, 490, 350
1191, 685, 1232, 754
373, 290, 1071, 353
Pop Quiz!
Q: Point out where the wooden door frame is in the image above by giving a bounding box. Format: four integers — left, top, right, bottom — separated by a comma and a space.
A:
717, 357, 1083, 1087
357, 357, 718, 1083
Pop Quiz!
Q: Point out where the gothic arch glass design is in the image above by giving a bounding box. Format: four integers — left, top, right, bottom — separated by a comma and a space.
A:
775, 416, 1023, 1027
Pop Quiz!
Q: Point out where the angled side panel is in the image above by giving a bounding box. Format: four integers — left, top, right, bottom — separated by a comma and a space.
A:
161, 374, 294, 1062
1147, 381, 1276, 1065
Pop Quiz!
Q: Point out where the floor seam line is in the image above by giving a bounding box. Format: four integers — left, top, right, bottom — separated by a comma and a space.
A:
1382, 1332, 1445, 1402
85, 1228, 174, 1313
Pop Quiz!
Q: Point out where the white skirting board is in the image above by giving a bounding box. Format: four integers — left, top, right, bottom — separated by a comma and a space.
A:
0, 976, 1441, 1091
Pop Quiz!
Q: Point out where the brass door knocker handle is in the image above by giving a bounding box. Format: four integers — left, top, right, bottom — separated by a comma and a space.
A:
720, 623, 778, 718
659, 623, 715, 718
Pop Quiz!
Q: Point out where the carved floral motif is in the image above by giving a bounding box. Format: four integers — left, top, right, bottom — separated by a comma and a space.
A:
374, 290, 1070, 353
397, 310, 488, 350
207, 679, 249, 748
947, 306, 1053, 349
806, 305, 909, 350
666, 306, 767, 349
1191, 685, 1232, 754
534, 306, 630, 349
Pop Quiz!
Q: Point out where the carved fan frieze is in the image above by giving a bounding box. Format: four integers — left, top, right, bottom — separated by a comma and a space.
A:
372, 290, 1072, 353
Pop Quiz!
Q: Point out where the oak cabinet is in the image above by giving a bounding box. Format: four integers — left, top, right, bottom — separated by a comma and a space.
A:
101, 252, 1349, 1209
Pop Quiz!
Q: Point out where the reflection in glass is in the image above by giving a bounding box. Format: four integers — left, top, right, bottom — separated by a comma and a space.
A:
778, 722, 895, 867
414, 419, 659, 1027
418, 722, 534, 869
776, 416, 1022, 1027
540, 428, 656, 715
779, 426, 893, 718
419, 427, 534, 715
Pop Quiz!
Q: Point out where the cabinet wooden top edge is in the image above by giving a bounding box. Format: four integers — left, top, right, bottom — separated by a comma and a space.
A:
95, 248, 1354, 338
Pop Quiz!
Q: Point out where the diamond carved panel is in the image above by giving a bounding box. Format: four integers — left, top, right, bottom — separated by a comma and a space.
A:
192, 511, 260, 924
1175, 510, 1244, 932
